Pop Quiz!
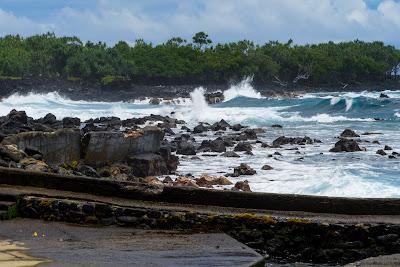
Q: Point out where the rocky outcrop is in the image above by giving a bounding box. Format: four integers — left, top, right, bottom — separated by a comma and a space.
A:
127, 153, 167, 177
233, 164, 256, 176
82, 127, 163, 166
234, 142, 252, 152
204, 91, 224, 104
330, 139, 362, 153
272, 136, 318, 147
3, 129, 81, 165
195, 174, 232, 187
340, 129, 360, 138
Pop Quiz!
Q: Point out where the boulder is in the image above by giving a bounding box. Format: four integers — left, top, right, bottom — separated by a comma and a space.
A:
234, 142, 252, 152
127, 153, 167, 177
77, 164, 99, 177
204, 92, 224, 104
199, 138, 226, 153
384, 145, 393, 151
232, 180, 252, 192
193, 124, 208, 134
329, 139, 362, 152
142, 176, 163, 186
272, 136, 317, 147
176, 141, 196, 155
0, 144, 27, 162
173, 176, 199, 187
82, 127, 164, 166
98, 164, 133, 181
149, 98, 161, 105
221, 151, 240, 158
231, 124, 244, 131
62, 117, 81, 128
159, 146, 179, 173
379, 93, 389, 98
42, 113, 57, 125
261, 164, 273, 170
181, 126, 191, 132
234, 163, 256, 176
241, 129, 258, 140
7, 109, 28, 124
340, 129, 360, 138
195, 174, 232, 187
376, 149, 387, 156
20, 157, 50, 172
210, 119, 230, 131
3, 129, 81, 165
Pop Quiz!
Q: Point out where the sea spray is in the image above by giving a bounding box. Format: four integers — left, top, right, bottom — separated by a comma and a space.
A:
223, 76, 263, 101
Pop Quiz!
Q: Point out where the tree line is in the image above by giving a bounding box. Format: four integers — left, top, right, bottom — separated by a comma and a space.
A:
0, 32, 399, 86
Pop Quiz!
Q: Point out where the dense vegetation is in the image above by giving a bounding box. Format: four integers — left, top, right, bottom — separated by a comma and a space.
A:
0, 32, 399, 86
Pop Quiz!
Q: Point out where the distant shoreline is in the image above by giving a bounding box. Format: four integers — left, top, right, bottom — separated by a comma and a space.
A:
0, 77, 399, 102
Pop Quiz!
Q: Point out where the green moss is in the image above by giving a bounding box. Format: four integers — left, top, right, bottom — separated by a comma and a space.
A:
230, 213, 277, 224
4, 204, 19, 219
286, 217, 312, 224
67, 76, 81, 82
61, 160, 79, 170
100, 75, 126, 85
39, 199, 52, 208
0, 76, 22, 80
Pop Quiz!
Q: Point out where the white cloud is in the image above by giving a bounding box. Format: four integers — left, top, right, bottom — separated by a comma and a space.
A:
1, 0, 400, 46
0, 9, 52, 36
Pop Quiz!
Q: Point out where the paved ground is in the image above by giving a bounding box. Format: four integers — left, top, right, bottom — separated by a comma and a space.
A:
345, 254, 400, 267
0, 219, 264, 267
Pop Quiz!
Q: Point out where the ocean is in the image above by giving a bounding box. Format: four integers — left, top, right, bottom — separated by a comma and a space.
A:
1, 78, 399, 198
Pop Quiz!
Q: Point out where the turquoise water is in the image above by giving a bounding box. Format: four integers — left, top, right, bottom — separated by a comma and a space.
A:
0, 86, 399, 197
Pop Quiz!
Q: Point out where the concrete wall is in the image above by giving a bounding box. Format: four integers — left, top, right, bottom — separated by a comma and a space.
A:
82, 127, 164, 166
1, 167, 400, 215
3, 129, 81, 165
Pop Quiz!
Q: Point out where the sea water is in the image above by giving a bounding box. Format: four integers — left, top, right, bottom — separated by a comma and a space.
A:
0, 79, 399, 198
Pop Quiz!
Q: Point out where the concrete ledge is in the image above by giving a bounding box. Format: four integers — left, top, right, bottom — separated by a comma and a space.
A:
0, 167, 400, 215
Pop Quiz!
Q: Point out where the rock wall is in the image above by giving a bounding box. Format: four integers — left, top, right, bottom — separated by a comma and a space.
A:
18, 195, 400, 265
82, 127, 164, 166
3, 129, 81, 165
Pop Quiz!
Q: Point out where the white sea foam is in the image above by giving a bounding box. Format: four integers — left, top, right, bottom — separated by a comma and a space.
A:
223, 77, 263, 101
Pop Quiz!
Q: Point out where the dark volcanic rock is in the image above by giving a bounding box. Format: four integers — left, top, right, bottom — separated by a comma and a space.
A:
149, 97, 160, 105
193, 123, 208, 134
376, 149, 387, 156
7, 109, 28, 124
232, 180, 252, 192
241, 129, 258, 140
379, 93, 389, 98
127, 153, 167, 177
199, 138, 226, 153
62, 117, 81, 128
340, 129, 360, 138
384, 145, 393, 151
271, 124, 283, 128
77, 164, 99, 177
272, 136, 317, 147
231, 124, 244, 131
234, 163, 256, 176
204, 91, 224, 104
210, 119, 230, 131
176, 141, 196, 155
330, 139, 362, 153
261, 165, 273, 170
221, 151, 240, 158
42, 113, 57, 125
159, 146, 179, 173
234, 142, 252, 152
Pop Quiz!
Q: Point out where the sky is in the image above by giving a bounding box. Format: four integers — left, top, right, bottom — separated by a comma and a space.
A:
0, 0, 399, 46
